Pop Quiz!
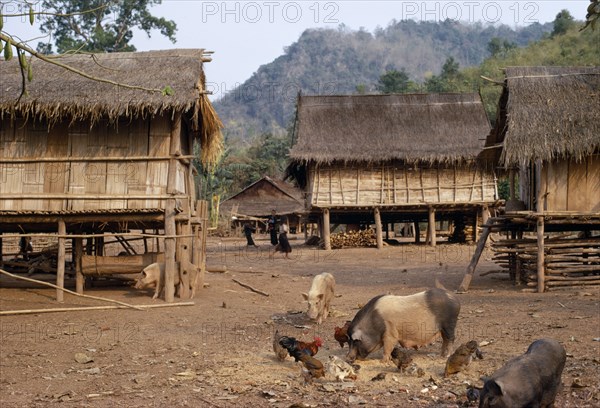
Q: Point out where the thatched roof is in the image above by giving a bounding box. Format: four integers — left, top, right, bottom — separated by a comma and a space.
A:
485, 66, 600, 167
220, 176, 304, 217
0, 49, 223, 164
289, 93, 490, 164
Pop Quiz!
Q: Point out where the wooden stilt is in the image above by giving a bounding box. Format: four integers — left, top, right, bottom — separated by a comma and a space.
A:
74, 238, 84, 294
428, 207, 436, 247
164, 199, 177, 302
414, 222, 421, 244
56, 220, 66, 302
374, 207, 383, 249
537, 216, 545, 293
323, 208, 331, 251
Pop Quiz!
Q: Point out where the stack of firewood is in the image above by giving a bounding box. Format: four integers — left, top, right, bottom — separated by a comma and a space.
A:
490, 237, 600, 290
330, 229, 376, 249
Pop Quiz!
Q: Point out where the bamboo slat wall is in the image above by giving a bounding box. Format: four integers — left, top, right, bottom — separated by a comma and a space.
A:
538, 156, 600, 213
308, 164, 497, 207
0, 115, 189, 212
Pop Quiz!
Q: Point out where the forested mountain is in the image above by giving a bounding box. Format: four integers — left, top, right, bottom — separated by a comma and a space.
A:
213, 19, 551, 141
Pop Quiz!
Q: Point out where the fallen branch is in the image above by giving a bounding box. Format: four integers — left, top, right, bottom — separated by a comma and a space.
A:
231, 278, 269, 297
0, 302, 195, 316
0, 268, 143, 310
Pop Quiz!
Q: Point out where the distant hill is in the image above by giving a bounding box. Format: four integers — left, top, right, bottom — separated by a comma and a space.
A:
213, 19, 551, 141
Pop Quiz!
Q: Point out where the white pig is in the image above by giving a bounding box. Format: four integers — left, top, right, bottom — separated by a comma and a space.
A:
302, 272, 335, 324
134, 262, 180, 300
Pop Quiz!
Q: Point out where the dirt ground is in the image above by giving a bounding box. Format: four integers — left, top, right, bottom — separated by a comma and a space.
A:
1, 234, 599, 407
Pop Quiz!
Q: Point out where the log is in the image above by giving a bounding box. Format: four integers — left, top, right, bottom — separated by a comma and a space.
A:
75, 238, 84, 294
374, 208, 383, 249
546, 280, 600, 287
0, 268, 143, 310
323, 208, 331, 251
458, 221, 492, 292
537, 216, 545, 293
164, 199, 177, 303
231, 278, 269, 297
543, 275, 600, 281
0, 302, 195, 316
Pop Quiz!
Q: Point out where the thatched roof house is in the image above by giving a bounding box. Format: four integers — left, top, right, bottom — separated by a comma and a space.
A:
290, 93, 490, 165
0, 49, 223, 301
220, 176, 304, 218
288, 93, 497, 248
483, 66, 600, 168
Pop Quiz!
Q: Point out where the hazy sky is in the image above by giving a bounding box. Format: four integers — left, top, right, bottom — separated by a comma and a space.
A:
4, 1, 591, 100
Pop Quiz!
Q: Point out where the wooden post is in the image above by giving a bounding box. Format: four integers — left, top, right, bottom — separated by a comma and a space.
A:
481, 205, 489, 226
164, 199, 177, 302
192, 200, 206, 293
323, 208, 331, 251
428, 207, 436, 247
473, 210, 479, 243
374, 207, 383, 249
74, 238, 84, 294
0, 233, 3, 263
414, 221, 421, 244
56, 220, 66, 302
537, 216, 545, 293
458, 219, 493, 292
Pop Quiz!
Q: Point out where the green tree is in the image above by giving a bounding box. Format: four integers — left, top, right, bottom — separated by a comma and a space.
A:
551, 9, 576, 37
37, 0, 177, 53
376, 69, 416, 94
424, 57, 469, 92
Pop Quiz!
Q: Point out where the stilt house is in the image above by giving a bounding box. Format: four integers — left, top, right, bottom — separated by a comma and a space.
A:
0, 49, 223, 302
463, 66, 600, 292
287, 93, 498, 249
220, 176, 304, 234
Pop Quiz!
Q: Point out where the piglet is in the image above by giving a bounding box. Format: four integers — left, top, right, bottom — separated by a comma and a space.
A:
479, 338, 566, 408
302, 272, 335, 324
134, 262, 180, 300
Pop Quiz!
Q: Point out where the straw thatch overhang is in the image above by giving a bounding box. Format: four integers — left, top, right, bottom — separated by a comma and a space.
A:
220, 176, 305, 217
289, 93, 490, 165
0, 49, 223, 165
481, 66, 600, 167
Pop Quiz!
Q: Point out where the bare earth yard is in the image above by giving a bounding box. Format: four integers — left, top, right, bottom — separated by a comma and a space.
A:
1, 235, 599, 407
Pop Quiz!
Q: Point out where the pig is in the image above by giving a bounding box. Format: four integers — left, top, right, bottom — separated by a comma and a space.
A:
302, 272, 335, 324
479, 338, 566, 408
346, 288, 460, 363
134, 262, 180, 300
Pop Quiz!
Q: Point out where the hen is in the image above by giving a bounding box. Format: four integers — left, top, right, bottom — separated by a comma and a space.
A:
444, 340, 479, 377
326, 355, 357, 381
278, 336, 323, 361
334, 321, 351, 348
298, 353, 325, 383
391, 345, 413, 371
272, 329, 288, 362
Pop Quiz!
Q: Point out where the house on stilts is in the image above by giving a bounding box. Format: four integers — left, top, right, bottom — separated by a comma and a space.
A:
286, 93, 499, 250
0, 49, 223, 302
460, 66, 600, 293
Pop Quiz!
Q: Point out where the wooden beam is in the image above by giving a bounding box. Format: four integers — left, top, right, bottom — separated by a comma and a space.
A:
0, 155, 194, 163
164, 199, 177, 302
323, 208, 331, 251
374, 207, 383, 249
537, 216, 545, 293
56, 220, 66, 302
458, 219, 495, 292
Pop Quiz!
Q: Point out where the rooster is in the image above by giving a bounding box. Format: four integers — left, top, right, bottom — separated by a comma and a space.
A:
334, 321, 351, 348
272, 329, 288, 362
278, 336, 323, 361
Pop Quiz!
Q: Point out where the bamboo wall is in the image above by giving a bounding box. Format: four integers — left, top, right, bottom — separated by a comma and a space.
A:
538, 155, 600, 213
0, 115, 189, 212
308, 164, 497, 207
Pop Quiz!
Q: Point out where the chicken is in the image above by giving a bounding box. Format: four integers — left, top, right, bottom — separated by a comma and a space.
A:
334, 321, 351, 348
390, 345, 413, 371
326, 355, 357, 381
298, 353, 325, 383
272, 329, 288, 362
444, 340, 479, 377
278, 336, 323, 361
